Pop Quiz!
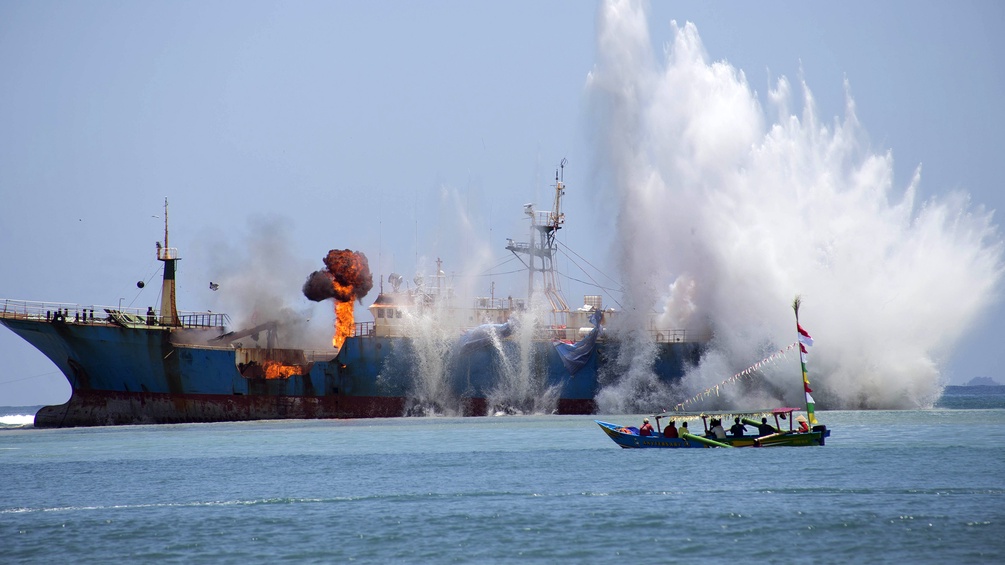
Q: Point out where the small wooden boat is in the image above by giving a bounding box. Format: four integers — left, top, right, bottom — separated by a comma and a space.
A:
595, 407, 830, 448
597, 299, 831, 449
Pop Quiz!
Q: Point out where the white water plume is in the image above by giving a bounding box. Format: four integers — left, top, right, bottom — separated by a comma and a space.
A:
587, 1, 1003, 410
395, 179, 574, 414
399, 287, 562, 416
399, 185, 563, 416
399, 305, 461, 416
485, 297, 562, 415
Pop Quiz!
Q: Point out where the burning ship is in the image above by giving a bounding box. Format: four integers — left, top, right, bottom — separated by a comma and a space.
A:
1, 170, 705, 427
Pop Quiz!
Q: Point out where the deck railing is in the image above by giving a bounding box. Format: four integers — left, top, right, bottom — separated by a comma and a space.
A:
304, 350, 339, 362
651, 328, 695, 343
352, 316, 707, 344
0, 299, 229, 329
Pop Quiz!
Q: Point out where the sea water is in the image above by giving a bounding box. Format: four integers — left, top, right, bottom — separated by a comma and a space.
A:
2, 392, 1003, 563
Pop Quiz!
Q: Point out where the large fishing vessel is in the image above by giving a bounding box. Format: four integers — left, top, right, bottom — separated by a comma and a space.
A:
1, 169, 706, 427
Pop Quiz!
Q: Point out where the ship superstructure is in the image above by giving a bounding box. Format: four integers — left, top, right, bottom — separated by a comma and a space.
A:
338, 163, 705, 416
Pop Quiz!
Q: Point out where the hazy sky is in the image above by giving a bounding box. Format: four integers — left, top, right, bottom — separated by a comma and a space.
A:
2, 0, 1003, 407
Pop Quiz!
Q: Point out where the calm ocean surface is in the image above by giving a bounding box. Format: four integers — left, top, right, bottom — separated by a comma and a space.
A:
2, 389, 1003, 563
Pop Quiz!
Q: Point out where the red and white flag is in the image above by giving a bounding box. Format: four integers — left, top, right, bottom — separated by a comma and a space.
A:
797, 323, 813, 347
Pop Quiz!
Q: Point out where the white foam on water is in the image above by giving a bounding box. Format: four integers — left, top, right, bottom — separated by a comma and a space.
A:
0, 413, 35, 427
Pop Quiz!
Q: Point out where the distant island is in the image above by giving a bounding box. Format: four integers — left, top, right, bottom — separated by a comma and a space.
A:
963, 376, 1002, 386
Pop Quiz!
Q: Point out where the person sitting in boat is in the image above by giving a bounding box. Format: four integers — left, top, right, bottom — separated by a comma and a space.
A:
639, 418, 654, 437
663, 420, 678, 438
796, 414, 810, 432
709, 418, 727, 439
757, 417, 776, 436
729, 417, 747, 437
679, 421, 691, 437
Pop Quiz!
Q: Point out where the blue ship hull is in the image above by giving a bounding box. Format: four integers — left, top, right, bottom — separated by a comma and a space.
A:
1, 315, 403, 427
336, 333, 701, 415
2, 309, 702, 427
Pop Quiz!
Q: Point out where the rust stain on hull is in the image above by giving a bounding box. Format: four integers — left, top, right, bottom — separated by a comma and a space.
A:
34, 390, 407, 428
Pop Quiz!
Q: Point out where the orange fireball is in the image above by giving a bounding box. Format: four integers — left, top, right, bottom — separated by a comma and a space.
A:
303, 249, 373, 350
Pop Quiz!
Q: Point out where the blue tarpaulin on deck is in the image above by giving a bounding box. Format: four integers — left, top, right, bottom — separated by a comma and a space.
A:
554, 310, 602, 376
457, 320, 515, 352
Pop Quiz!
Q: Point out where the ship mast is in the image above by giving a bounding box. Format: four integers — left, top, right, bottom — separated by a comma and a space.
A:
157, 198, 180, 326
506, 160, 570, 325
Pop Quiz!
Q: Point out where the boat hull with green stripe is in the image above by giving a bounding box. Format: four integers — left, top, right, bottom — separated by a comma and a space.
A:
596, 407, 830, 448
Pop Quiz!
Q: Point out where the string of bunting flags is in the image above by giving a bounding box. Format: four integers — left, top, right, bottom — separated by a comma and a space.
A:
667, 341, 799, 413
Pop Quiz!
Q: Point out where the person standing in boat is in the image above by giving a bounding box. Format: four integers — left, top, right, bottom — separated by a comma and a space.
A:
730, 417, 747, 437
663, 420, 678, 438
639, 418, 654, 437
757, 417, 776, 436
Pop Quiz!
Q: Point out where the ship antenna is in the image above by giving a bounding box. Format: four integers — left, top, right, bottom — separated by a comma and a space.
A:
163, 197, 169, 252
157, 197, 181, 326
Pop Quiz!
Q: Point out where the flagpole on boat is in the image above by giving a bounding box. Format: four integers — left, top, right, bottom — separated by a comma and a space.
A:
792, 296, 818, 425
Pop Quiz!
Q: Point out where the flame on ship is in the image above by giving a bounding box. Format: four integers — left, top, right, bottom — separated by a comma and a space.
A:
262, 360, 301, 379
333, 301, 355, 348
302, 249, 373, 349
